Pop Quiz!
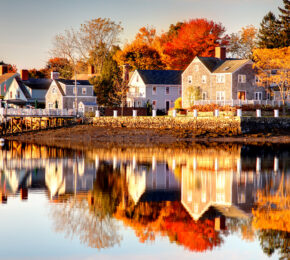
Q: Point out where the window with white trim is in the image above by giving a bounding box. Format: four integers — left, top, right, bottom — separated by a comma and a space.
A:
201, 75, 207, 83
202, 92, 207, 100
52, 87, 57, 94
216, 91, 225, 101
82, 88, 86, 94
152, 100, 157, 108
238, 74, 246, 83
216, 74, 225, 83
188, 76, 192, 84
255, 92, 262, 100
165, 87, 169, 94
152, 86, 156, 95
48, 103, 53, 109
194, 65, 199, 72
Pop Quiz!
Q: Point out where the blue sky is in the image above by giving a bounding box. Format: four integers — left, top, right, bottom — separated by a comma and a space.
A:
0, 0, 282, 70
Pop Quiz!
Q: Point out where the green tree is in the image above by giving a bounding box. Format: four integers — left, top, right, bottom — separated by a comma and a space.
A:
257, 12, 281, 48
278, 0, 290, 47
90, 49, 122, 106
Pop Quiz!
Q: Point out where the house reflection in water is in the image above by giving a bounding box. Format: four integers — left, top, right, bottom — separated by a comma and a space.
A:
126, 157, 180, 204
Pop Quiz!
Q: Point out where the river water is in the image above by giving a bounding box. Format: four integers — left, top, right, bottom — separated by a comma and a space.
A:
0, 141, 289, 260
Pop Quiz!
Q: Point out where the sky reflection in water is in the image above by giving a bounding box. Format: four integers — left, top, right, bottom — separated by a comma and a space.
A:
0, 142, 289, 260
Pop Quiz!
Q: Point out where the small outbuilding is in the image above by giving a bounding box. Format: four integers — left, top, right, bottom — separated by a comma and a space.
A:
78, 101, 98, 115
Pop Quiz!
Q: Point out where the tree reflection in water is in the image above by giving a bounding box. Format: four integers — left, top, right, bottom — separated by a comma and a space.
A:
49, 162, 123, 249
114, 201, 226, 252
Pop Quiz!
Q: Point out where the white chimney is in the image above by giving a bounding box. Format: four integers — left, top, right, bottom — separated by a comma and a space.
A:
51, 71, 60, 80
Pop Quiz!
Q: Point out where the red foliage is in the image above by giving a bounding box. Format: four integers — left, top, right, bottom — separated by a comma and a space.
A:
163, 19, 229, 69
7, 64, 17, 73
189, 104, 236, 112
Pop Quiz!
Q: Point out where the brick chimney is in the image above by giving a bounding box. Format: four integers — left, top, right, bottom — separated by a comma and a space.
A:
122, 64, 130, 82
0, 65, 8, 76
21, 70, 29, 81
51, 71, 60, 80
88, 64, 95, 75
215, 46, 226, 60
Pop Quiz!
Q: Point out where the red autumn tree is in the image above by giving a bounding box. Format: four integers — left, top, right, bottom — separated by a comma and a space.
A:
7, 64, 17, 73
163, 18, 229, 69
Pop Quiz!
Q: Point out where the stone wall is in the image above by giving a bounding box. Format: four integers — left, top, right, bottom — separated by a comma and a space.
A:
93, 116, 290, 136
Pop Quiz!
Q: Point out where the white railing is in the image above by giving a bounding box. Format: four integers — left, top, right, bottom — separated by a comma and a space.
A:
0, 108, 76, 117
193, 100, 290, 107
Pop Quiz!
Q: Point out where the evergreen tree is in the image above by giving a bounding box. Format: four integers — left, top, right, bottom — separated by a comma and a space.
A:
257, 12, 281, 48
278, 0, 290, 47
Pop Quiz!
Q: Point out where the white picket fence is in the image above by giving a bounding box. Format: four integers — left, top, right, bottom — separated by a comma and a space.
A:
0, 108, 77, 117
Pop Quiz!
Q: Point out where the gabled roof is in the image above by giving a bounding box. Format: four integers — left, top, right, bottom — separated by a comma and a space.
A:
137, 70, 183, 85
0, 73, 18, 95
213, 59, 250, 73
54, 80, 65, 96
57, 79, 92, 85
15, 77, 31, 99
196, 57, 250, 74
24, 78, 52, 90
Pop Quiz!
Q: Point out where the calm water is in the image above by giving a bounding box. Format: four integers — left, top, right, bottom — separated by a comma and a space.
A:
0, 142, 289, 260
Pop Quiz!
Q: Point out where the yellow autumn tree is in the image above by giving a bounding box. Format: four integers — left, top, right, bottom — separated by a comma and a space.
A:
252, 47, 290, 110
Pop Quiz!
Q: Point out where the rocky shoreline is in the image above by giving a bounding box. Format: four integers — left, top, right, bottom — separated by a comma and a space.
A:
5, 124, 290, 148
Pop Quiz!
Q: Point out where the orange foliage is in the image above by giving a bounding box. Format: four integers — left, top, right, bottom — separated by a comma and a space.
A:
163, 19, 229, 69
114, 201, 223, 252
252, 192, 290, 232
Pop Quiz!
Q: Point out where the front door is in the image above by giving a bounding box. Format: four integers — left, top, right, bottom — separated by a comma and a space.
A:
166, 101, 170, 111
237, 91, 246, 100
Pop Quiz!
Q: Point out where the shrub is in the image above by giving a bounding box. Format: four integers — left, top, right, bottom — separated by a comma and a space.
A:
174, 97, 182, 110
189, 104, 236, 112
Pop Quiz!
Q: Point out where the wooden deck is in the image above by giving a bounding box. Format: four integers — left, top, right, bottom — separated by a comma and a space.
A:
0, 108, 77, 136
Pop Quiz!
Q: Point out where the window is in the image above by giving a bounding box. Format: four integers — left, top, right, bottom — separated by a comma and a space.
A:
216, 74, 225, 83
216, 91, 225, 101
52, 87, 57, 94
166, 87, 169, 94
255, 75, 260, 84
17, 91, 20, 98
152, 86, 157, 95
48, 103, 53, 109
10, 91, 12, 98
238, 74, 246, 83
202, 92, 207, 100
255, 92, 262, 100
202, 75, 207, 83
136, 75, 139, 82
194, 65, 199, 71
82, 88, 86, 94
152, 100, 157, 108
188, 76, 192, 84
90, 107, 93, 111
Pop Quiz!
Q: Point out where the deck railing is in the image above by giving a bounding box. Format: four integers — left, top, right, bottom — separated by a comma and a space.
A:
0, 108, 77, 117
193, 99, 289, 106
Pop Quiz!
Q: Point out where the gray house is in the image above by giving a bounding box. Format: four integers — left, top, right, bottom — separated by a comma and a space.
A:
45, 79, 96, 109
127, 70, 183, 111
182, 47, 266, 108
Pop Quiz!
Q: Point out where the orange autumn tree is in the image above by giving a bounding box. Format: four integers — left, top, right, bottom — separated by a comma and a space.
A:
114, 201, 224, 252
253, 47, 290, 109
162, 19, 229, 69
115, 26, 166, 70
